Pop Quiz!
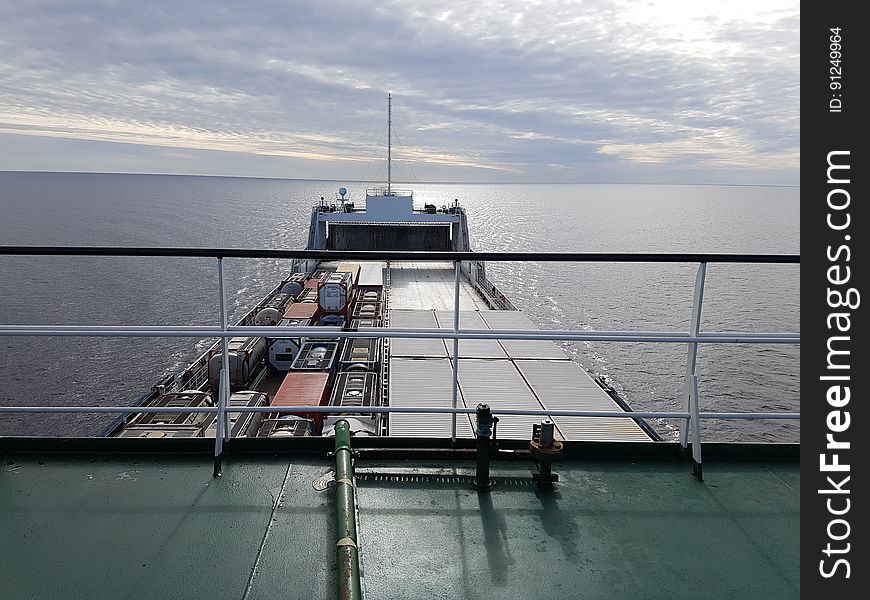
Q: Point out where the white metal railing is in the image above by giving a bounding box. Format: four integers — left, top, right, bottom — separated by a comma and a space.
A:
0, 250, 800, 472
365, 187, 412, 197
0, 405, 798, 420
0, 325, 799, 343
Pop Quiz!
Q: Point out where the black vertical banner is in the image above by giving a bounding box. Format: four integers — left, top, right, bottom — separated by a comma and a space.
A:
803, 2, 866, 597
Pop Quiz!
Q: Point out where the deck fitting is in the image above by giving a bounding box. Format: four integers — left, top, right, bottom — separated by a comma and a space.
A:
473, 404, 497, 490
530, 420, 563, 488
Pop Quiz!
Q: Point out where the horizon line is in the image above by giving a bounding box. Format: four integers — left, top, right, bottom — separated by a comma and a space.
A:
0, 170, 801, 188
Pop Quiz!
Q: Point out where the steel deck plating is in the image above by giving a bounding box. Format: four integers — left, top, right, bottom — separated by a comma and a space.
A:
0, 450, 799, 599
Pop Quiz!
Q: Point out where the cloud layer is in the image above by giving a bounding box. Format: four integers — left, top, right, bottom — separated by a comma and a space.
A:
0, 1, 799, 183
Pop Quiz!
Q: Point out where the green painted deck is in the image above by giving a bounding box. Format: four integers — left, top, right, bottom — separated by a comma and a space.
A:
1, 452, 798, 599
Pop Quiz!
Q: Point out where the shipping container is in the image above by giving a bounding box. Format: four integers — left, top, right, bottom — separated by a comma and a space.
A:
340, 337, 380, 370
388, 358, 473, 438
255, 292, 294, 325
118, 425, 204, 438
268, 316, 311, 338
279, 272, 308, 297
207, 336, 267, 392
129, 390, 214, 429
351, 301, 383, 319
204, 390, 267, 438
296, 287, 318, 304
357, 263, 384, 288
266, 318, 310, 370
329, 371, 378, 405
268, 338, 301, 371
254, 307, 283, 326
329, 372, 379, 410
318, 271, 355, 315
323, 372, 380, 435
260, 290, 294, 310
350, 318, 380, 329
290, 340, 340, 372
271, 371, 331, 431
335, 262, 361, 285
302, 270, 332, 291
317, 314, 346, 327
356, 288, 383, 303
257, 415, 314, 437
322, 416, 379, 437
282, 317, 311, 328
284, 302, 319, 320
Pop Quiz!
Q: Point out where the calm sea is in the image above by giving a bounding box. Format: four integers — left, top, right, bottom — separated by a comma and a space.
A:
0, 172, 799, 440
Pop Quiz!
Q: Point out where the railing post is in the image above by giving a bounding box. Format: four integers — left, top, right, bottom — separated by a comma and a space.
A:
214, 257, 230, 476
689, 374, 703, 480
214, 368, 226, 477
681, 262, 706, 450
451, 260, 461, 443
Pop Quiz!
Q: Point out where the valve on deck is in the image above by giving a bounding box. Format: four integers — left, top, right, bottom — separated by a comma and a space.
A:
530, 420, 563, 487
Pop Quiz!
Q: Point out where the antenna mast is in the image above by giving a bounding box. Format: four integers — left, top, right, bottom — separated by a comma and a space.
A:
387, 93, 392, 195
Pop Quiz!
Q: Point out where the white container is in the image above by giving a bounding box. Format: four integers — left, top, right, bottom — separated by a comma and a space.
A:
268, 338, 301, 371
255, 307, 283, 326
207, 336, 267, 392
318, 271, 354, 314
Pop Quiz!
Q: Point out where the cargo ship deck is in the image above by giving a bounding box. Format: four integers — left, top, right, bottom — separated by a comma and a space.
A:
0, 447, 799, 599
264, 260, 652, 442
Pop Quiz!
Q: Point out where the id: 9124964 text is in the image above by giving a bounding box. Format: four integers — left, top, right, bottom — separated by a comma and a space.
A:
829, 28, 844, 113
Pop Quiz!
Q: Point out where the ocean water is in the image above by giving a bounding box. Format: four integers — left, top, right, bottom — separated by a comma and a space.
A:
0, 172, 799, 440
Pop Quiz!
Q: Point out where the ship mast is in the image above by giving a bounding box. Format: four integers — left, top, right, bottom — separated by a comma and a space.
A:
387, 93, 392, 195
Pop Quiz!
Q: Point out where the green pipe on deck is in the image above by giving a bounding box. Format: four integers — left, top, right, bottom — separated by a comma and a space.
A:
334, 420, 362, 600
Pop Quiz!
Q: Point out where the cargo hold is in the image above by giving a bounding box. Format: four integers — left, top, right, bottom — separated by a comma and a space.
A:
478, 310, 571, 360
389, 358, 473, 438
456, 358, 549, 440
388, 309, 447, 358
514, 360, 651, 441
435, 310, 507, 359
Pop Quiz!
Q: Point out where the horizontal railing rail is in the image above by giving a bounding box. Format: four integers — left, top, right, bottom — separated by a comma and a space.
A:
0, 325, 798, 344
0, 246, 799, 263
0, 246, 800, 477
0, 405, 799, 420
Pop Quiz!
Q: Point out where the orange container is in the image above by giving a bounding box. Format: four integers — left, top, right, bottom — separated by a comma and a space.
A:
284, 302, 319, 320
271, 372, 330, 432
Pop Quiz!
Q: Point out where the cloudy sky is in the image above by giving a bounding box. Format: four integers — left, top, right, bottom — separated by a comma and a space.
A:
0, 1, 799, 184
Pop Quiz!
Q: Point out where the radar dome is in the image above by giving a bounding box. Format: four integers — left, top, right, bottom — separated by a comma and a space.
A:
339, 187, 348, 196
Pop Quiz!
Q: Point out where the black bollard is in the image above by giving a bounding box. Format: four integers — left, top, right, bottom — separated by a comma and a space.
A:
473, 403, 496, 490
